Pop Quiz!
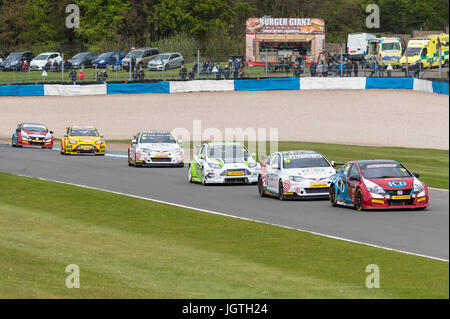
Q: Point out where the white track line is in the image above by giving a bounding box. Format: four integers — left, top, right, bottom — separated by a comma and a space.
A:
13, 173, 449, 262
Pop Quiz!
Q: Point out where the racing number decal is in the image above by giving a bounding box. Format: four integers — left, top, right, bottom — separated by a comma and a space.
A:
336, 178, 345, 193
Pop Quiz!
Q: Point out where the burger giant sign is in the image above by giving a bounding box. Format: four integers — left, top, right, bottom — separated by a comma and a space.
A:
246, 17, 325, 34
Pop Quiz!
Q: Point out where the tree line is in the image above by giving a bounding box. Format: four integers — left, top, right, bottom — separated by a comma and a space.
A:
0, 0, 448, 60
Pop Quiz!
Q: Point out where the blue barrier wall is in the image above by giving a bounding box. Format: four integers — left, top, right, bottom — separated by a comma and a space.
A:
0, 84, 44, 97
234, 78, 300, 91
107, 82, 170, 94
365, 77, 414, 90
432, 81, 449, 95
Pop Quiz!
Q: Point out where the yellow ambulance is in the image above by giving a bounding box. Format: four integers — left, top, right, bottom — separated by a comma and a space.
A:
400, 33, 449, 68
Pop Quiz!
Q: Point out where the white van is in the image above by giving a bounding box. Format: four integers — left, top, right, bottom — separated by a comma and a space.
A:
347, 33, 377, 60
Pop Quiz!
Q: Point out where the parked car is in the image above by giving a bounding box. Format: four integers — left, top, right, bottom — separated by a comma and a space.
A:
71, 52, 99, 69
30, 52, 63, 71
1, 51, 34, 71
92, 50, 126, 68
147, 52, 184, 71
122, 47, 159, 71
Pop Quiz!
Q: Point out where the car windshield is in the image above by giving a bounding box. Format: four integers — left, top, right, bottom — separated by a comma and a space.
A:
139, 133, 176, 143
6, 53, 22, 60
98, 52, 113, 58
72, 53, 88, 59
360, 162, 412, 179
208, 145, 249, 161
154, 54, 170, 62
382, 42, 400, 51
283, 154, 330, 168
405, 47, 422, 56
125, 51, 142, 58
22, 124, 47, 132
34, 54, 50, 60
70, 128, 99, 137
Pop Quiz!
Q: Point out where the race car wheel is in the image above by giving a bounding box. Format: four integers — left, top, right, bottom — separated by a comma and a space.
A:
128, 157, 133, 166
258, 177, 266, 197
330, 185, 338, 207
355, 189, 364, 211
278, 180, 285, 201
201, 168, 207, 186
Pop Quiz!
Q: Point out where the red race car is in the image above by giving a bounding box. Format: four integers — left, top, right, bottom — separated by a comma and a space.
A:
11, 123, 54, 149
329, 160, 429, 211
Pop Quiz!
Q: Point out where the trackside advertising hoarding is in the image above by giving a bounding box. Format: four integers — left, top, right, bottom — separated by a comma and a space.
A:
246, 17, 325, 34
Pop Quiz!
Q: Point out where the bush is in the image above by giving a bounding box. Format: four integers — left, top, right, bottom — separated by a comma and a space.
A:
153, 33, 198, 63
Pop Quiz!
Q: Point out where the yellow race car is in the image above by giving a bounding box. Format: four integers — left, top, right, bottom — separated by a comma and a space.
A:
61, 125, 106, 155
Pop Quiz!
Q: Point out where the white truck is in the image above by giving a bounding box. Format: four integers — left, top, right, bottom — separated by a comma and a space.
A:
347, 33, 377, 60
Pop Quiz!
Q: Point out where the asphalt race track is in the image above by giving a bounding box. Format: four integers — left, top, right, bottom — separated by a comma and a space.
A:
0, 144, 448, 260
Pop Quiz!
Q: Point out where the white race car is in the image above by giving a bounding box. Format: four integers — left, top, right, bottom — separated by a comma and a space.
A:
128, 131, 184, 167
258, 150, 337, 200
188, 142, 260, 185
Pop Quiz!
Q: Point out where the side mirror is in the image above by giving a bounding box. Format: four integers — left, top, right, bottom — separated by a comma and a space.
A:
331, 161, 336, 167
101, 135, 104, 138
251, 153, 256, 158
178, 139, 183, 144
64, 134, 68, 137
132, 139, 137, 144
350, 175, 360, 181
413, 172, 420, 178
50, 131, 54, 134
198, 155, 204, 159
271, 163, 279, 170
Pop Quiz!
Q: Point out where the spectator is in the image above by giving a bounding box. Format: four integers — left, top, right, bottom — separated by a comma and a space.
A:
179, 64, 187, 80
331, 62, 338, 77
95, 70, 101, 82
293, 63, 301, 78
52, 59, 59, 72
310, 60, 317, 77
22, 60, 29, 71
316, 60, 323, 77
215, 63, 222, 80
239, 64, 246, 78
44, 60, 51, 72
188, 68, 195, 80
132, 67, 139, 81
65, 59, 73, 70
413, 61, 420, 78
379, 63, 385, 77
370, 61, 376, 77
101, 69, 108, 83
113, 56, 120, 72
232, 63, 239, 79
138, 67, 145, 81
223, 64, 230, 79
386, 62, 393, 77
322, 62, 328, 77
69, 69, 77, 85
78, 69, 85, 83
353, 61, 359, 77
346, 61, 352, 77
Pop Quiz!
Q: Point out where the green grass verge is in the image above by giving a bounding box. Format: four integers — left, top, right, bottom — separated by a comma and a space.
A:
0, 172, 447, 298
0, 63, 293, 85
104, 140, 449, 189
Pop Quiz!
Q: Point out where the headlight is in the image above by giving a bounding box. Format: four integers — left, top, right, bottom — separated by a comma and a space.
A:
68, 139, 77, 144
366, 186, 386, 195
95, 140, 103, 145
289, 176, 304, 182
208, 163, 222, 169
21, 132, 29, 139
414, 183, 424, 193
172, 148, 182, 154
248, 162, 257, 168
140, 148, 151, 154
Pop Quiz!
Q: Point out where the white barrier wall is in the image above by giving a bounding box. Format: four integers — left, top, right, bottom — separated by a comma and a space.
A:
170, 80, 234, 93
300, 77, 366, 90
44, 84, 107, 96
413, 79, 434, 93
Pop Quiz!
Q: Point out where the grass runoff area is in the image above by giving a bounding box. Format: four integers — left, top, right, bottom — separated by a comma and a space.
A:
0, 172, 448, 299
107, 140, 449, 189
0, 63, 294, 85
